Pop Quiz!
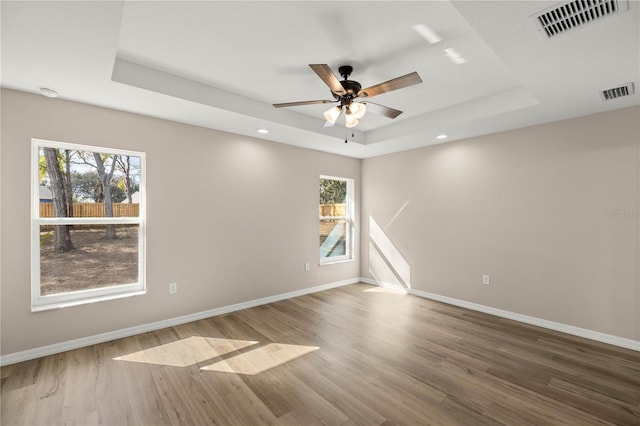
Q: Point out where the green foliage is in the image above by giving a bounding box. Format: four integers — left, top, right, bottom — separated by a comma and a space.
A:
72, 171, 102, 202
38, 155, 48, 184
320, 178, 347, 204
39, 147, 141, 203
38, 148, 66, 184
109, 179, 128, 203
72, 172, 137, 203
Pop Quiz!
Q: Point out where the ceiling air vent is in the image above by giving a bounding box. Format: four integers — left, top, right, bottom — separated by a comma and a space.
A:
601, 83, 635, 101
532, 0, 629, 39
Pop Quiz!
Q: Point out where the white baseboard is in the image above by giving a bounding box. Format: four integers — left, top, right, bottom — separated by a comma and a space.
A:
4, 277, 636, 366
0, 278, 360, 366
361, 278, 640, 352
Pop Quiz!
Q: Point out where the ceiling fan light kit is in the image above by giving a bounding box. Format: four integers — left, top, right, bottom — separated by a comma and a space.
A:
345, 114, 359, 128
324, 105, 342, 124
323, 101, 367, 126
273, 64, 422, 129
348, 102, 366, 119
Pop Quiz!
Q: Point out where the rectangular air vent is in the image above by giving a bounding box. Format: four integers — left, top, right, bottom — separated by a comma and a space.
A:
532, 0, 629, 38
601, 83, 635, 100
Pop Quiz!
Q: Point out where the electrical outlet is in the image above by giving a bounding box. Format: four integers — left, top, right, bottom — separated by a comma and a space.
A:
482, 275, 490, 285
304, 262, 310, 272
169, 282, 177, 294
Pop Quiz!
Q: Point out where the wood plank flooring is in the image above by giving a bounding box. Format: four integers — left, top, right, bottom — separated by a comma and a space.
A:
2, 283, 639, 425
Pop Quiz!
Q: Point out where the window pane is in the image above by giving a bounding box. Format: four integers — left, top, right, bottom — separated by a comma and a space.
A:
39, 147, 141, 218
320, 219, 346, 258
319, 178, 347, 217
39, 224, 139, 295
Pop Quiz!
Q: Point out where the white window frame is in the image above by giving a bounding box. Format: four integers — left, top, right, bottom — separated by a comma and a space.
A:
31, 139, 146, 311
319, 175, 354, 265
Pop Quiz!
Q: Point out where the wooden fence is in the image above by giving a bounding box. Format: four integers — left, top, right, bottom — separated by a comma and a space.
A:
40, 203, 139, 218
319, 203, 346, 217
42, 202, 337, 218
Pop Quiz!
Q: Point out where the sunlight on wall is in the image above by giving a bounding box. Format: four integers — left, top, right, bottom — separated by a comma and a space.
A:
113, 336, 258, 367
384, 200, 410, 230
369, 241, 404, 288
201, 343, 319, 375
369, 216, 411, 288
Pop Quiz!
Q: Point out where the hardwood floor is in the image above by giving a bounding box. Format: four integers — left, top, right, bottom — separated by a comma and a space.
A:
2, 283, 639, 425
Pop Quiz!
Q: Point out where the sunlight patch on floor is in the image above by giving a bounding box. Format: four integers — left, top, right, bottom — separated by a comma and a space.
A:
362, 286, 407, 295
201, 343, 319, 375
113, 336, 258, 367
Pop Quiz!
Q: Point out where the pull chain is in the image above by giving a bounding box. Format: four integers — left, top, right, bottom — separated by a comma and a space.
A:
344, 129, 355, 144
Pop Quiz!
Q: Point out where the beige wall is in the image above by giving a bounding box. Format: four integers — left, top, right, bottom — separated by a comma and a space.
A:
0, 89, 360, 355
1, 88, 637, 356
361, 106, 640, 341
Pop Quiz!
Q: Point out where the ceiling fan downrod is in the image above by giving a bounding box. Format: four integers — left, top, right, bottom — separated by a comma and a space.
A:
338, 65, 353, 80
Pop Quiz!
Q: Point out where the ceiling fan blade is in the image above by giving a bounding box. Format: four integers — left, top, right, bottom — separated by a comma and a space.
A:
358, 72, 422, 98
273, 100, 335, 108
322, 120, 335, 128
309, 64, 346, 96
363, 101, 403, 119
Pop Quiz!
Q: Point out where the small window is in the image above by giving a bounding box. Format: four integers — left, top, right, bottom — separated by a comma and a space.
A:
31, 139, 145, 311
319, 176, 354, 264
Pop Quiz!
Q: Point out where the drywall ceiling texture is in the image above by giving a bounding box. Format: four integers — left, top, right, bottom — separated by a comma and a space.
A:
3, 1, 638, 158
361, 106, 640, 341
0, 89, 360, 355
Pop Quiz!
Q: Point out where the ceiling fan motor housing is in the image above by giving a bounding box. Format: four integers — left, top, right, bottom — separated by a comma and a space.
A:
339, 80, 361, 96
334, 66, 361, 104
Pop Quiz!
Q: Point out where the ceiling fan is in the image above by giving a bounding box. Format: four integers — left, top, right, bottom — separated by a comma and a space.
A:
273, 64, 423, 128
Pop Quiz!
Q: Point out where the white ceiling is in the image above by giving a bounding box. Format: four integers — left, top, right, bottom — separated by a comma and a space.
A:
2, 1, 638, 159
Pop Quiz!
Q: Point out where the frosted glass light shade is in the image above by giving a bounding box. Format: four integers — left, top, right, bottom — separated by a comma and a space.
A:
324, 106, 342, 124
345, 114, 359, 128
349, 102, 367, 119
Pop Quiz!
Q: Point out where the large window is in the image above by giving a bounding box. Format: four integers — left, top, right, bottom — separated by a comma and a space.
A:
319, 176, 354, 264
31, 139, 145, 311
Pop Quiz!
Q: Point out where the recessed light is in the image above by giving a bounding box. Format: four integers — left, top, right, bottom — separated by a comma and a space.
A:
436, 134, 448, 140
39, 87, 59, 98
257, 129, 269, 134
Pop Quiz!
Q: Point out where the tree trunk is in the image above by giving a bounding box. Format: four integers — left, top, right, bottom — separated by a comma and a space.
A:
95, 183, 104, 203
43, 148, 74, 252
93, 153, 117, 239
63, 150, 74, 219
123, 156, 134, 204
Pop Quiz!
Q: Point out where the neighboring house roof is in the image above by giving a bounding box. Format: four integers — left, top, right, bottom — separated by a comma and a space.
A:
122, 191, 140, 203
39, 185, 53, 201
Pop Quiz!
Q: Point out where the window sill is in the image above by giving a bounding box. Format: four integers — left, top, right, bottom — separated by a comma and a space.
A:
319, 257, 355, 266
31, 289, 146, 312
